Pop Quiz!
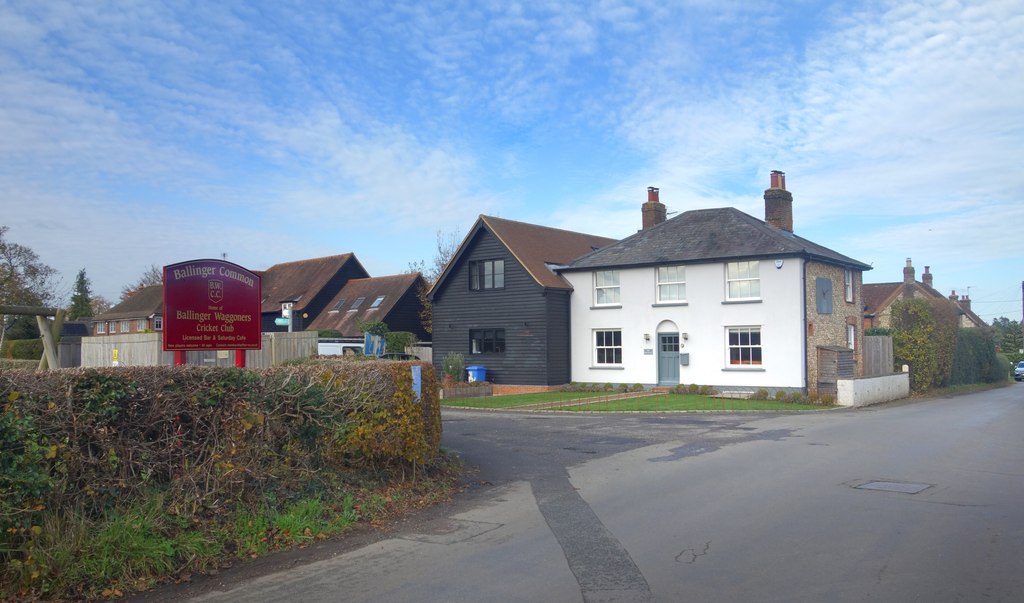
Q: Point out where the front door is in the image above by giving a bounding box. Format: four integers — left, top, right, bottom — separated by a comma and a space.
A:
658, 333, 680, 386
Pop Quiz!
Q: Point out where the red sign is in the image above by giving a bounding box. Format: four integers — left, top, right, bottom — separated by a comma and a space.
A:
163, 259, 262, 351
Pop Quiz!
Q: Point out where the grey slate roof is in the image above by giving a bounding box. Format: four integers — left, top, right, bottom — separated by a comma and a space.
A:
560, 207, 871, 272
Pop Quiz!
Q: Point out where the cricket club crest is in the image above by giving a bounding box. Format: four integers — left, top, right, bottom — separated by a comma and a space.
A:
208, 279, 224, 303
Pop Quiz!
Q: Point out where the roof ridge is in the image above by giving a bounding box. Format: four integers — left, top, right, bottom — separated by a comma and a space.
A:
265, 252, 353, 269
481, 214, 616, 241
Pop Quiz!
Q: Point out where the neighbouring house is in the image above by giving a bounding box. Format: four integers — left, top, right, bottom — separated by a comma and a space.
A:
862, 259, 987, 330
90, 254, 371, 337
90, 284, 163, 336
430, 215, 616, 387
307, 272, 430, 341
557, 172, 872, 395
259, 253, 369, 332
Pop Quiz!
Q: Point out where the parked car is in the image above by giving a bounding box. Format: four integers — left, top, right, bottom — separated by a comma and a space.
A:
380, 352, 420, 361
1015, 361, 1024, 382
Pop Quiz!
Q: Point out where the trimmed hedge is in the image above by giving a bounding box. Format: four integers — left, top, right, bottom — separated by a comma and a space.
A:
951, 328, 1006, 385
1, 339, 44, 360
0, 362, 441, 568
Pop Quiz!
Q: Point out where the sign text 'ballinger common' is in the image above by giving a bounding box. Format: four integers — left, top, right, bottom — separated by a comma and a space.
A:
163, 259, 262, 351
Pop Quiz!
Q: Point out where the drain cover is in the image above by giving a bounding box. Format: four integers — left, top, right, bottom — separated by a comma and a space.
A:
855, 480, 931, 494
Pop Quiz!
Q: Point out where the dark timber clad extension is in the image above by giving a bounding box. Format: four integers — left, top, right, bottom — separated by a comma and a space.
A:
431, 216, 614, 385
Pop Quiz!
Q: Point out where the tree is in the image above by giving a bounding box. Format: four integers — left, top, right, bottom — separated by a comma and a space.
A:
991, 317, 1023, 354
90, 294, 113, 317
407, 229, 460, 334
891, 298, 959, 392
0, 226, 59, 347
67, 269, 94, 320
120, 264, 162, 302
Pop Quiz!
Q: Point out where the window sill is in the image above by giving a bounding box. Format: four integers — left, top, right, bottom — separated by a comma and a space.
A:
589, 365, 625, 370
722, 299, 762, 305
652, 302, 688, 307
590, 304, 622, 310
722, 367, 766, 372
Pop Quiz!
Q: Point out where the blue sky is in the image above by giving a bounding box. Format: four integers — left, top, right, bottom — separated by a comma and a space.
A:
2, 0, 1022, 322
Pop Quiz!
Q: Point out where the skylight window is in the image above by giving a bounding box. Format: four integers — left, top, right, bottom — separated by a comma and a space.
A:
348, 297, 365, 311
330, 298, 346, 312
370, 295, 385, 308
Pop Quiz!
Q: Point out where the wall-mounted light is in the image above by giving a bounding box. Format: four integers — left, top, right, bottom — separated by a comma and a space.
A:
682, 333, 689, 340
644, 333, 651, 342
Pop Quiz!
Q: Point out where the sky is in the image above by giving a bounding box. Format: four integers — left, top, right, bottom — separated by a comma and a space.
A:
1, 0, 1022, 322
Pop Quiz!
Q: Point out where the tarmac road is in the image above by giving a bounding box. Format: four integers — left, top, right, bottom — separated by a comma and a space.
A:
170, 385, 1024, 602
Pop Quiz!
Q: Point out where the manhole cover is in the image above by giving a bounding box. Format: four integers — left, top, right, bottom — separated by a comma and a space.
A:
855, 480, 931, 494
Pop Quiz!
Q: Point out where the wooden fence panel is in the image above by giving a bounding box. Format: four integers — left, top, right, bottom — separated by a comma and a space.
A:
81, 332, 317, 368
864, 335, 894, 376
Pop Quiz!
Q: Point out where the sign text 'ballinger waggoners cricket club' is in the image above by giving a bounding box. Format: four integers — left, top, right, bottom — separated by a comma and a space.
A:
163, 259, 262, 351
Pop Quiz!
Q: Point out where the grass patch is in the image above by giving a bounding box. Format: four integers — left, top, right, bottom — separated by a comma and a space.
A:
441, 390, 610, 408
441, 390, 831, 411
2, 459, 462, 600
562, 394, 828, 412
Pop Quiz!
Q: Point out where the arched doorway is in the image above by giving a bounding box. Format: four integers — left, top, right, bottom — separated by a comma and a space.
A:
656, 320, 680, 386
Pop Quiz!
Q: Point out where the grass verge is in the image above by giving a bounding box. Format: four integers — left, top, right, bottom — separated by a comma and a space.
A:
562, 394, 828, 412
441, 391, 610, 408
1, 456, 462, 601
442, 391, 831, 411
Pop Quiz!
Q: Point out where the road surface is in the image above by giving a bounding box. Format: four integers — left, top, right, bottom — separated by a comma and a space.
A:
180, 385, 1024, 602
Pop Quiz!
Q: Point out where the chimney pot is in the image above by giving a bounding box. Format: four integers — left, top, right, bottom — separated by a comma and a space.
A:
641, 186, 666, 230
770, 170, 786, 190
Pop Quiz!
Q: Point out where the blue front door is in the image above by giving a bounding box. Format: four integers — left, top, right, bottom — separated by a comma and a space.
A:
658, 333, 680, 385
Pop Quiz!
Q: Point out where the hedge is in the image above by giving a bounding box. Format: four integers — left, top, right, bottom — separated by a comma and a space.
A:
1, 361, 441, 594
951, 328, 1006, 385
1, 339, 44, 360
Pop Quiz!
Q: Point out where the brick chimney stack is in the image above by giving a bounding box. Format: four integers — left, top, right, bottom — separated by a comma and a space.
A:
923, 266, 933, 289
903, 258, 916, 284
642, 186, 666, 230
960, 294, 971, 311
764, 170, 793, 232
949, 289, 958, 302
902, 258, 916, 299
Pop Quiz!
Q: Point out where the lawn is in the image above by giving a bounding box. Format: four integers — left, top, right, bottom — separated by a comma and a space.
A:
440, 390, 610, 408
562, 394, 828, 412
441, 391, 831, 412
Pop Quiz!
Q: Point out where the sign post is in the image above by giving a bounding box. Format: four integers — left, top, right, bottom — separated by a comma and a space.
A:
163, 259, 262, 367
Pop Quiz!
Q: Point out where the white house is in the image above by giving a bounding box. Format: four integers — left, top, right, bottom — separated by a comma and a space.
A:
558, 172, 872, 395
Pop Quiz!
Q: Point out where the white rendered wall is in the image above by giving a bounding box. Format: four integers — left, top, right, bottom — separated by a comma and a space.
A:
564, 258, 806, 389
837, 373, 910, 407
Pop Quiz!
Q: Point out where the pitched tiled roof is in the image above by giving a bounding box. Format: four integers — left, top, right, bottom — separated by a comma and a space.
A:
94, 285, 163, 321
259, 253, 365, 313
562, 207, 872, 272
957, 302, 986, 328
862, 283, 902, 315
307, 273, 424, 336
481, 216, 618, 288
433, 216, 616, 293
862, 280, 987, 328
